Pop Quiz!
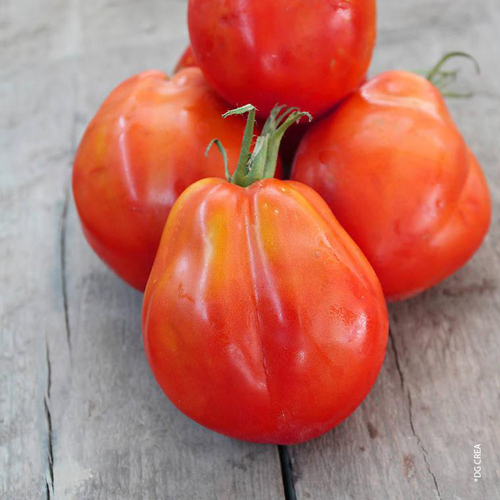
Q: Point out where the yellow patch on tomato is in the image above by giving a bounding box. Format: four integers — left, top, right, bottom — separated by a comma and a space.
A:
93, 125, 108, 162
257, 201, 280, 258
206, 210, 229, 289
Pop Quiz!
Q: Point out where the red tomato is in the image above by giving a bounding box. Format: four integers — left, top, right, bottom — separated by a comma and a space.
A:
292, 71, 492, 301
73, 68, 263, 291
143, 105, 388, 444
279, 76, 369, 173
143, 179, 388, 443
174, 46, 197, 73
188, 0, 376, 118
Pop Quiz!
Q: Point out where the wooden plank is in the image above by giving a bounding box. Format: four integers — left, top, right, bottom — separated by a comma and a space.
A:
0, 62, 76, 500
290, 0, 500, 499
2, 0, 500, 498
1, 1, 285, 498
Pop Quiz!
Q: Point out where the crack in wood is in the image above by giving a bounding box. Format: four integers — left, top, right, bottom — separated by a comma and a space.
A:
60, 182, 71, 351
44, 342, 54, 499
278, 445, 297, 500
389, 330, 442, 500
60, 87, 80, 353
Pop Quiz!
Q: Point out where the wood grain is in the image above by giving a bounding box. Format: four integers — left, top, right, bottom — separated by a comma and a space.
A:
1, 0, 499, 499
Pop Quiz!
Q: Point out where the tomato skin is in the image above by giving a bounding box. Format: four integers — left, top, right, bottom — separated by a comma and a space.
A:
143, 177, 388, 444
174, 46, 197, 73
279, 76, 369, 173
292, 71, 492, 301
188, 0, 376, 118
73, 68, 262, 291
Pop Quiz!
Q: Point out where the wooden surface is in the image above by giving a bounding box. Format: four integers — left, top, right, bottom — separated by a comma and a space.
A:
1, 1, 499, 499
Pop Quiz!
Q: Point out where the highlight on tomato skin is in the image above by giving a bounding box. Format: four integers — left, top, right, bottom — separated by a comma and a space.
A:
142, 104, 388, 444
291, 70, 492, 301
72, 68, 269, 291
142, 177, 389, 444
188, 0, 376, 118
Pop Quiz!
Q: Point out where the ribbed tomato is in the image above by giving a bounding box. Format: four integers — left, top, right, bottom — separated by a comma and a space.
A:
188, 0, 376, 118
292, 67, 491, 301
143, 106, 388, 443
73, 68, 262, 290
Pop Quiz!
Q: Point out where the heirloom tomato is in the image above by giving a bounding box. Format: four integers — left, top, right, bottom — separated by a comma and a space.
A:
174, 46, 197, 73
143, 105, 388, 444
73, 68, 264, 291
292, 60, 491, 301
188, 0, 376, 118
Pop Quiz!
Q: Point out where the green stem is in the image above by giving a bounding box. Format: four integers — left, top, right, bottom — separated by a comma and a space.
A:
205, 139, 231, 182
425, 51, 480, 98
222, 104, 256, 186
209, 104, 312, 188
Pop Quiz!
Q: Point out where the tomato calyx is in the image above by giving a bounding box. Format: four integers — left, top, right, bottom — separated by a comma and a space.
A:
424, 51, 480, 98
207, 104, 312, 187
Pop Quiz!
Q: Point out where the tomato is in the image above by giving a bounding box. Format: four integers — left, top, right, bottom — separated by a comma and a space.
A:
279, 76, 370, 172
73, 68, 263, 291
171, 45, 312, 173
174, 46, 197, 73
143, 105, 388, 444
188, 0, 376, 118
292, 70, 492, 301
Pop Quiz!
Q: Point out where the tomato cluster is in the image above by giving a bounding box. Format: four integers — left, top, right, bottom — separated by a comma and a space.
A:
73, 2, 490, 444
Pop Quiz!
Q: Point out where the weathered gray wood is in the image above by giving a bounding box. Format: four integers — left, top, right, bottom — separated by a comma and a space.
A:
290, 1, 500, 499
2, 0, 500, 499
0, 62, 77, 499
0, 1, 284, 499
